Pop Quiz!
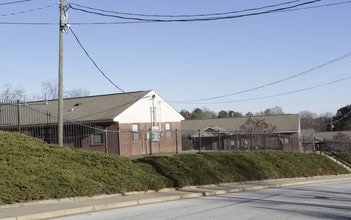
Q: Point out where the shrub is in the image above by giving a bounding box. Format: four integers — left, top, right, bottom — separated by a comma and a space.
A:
0, 131, 349, 204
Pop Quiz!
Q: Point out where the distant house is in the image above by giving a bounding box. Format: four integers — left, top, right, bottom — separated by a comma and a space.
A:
0, 90, 184, 156
181, 114, 301, 152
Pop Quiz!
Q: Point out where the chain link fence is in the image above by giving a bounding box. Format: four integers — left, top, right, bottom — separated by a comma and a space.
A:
181, 129, 300, 152
1, 100, 350, 156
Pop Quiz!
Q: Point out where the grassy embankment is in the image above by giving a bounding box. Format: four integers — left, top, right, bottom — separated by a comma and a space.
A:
0, 131, 350, 205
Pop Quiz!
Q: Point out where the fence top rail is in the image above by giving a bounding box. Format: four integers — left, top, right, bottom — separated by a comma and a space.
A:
324, 139, 351, 143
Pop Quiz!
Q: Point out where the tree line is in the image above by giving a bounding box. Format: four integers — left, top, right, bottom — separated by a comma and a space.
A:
180, 105, 351, 133
180, 106, 284, 120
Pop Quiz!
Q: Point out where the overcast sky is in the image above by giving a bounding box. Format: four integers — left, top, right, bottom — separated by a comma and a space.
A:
1, 0, 350, 116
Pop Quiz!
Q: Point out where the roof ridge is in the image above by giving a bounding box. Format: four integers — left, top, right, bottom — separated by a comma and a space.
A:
26, 90, 151, 103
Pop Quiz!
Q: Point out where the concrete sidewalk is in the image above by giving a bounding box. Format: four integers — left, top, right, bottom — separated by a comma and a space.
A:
1, 174, 351, 220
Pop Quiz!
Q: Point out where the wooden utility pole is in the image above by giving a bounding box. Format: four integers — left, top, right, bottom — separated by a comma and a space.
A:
58, 0, 65, 146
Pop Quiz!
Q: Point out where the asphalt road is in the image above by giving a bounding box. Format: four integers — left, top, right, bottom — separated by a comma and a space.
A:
54, 180, 351, 220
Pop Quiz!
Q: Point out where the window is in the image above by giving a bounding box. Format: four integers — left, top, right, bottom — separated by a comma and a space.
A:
92, 127, 103, 144
282, 137, 290, 144
132, 124, 140, 141
165, 123, 172, 139
93, 133, 103, 144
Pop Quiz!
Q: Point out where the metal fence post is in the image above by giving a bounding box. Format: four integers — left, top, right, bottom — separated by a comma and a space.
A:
235, 131, 238, 150
323, 138, 326, 153
302, 136, 305, 153
342, 140, 345, 152
218, 129, 221, 152
117, 128, 121, 156
198, 129, 201, 152
175, 129, 178, 154
250, 132, 253, 151
332, 140, 335, 152
105, 129, 108, 154
149, 127, 153, 156
16, 100, 21, 132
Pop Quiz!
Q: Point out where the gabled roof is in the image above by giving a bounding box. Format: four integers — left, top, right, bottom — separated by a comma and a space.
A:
3, 90, 184, 125
190, 126, 232, 138
24, 90, 151, 123
182, 114, 300, 133
315, 131, 351, 140
1, 90, 184, 127
300, 130, 351, 143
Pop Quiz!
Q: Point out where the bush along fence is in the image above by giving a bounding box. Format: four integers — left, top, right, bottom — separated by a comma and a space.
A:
1, 100, 350, 156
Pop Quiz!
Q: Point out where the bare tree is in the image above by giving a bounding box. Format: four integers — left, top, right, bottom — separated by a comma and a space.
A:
256, 106, 284, 116
269, 106, 284, 115
41, 79, 58, 100
315, 112, 333, 132
39, 79, 90, 100
65, 88, 90, 98
201, 108, 217, 119
239, 117, 277, 133
2, 80, 91, 102
239, 117, 277, 149
0, 84, 25, 102
300, 111, 334, 132
299, 110, 317, 130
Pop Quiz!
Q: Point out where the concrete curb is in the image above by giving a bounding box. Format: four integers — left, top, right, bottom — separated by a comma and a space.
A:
1, 174, 351, 220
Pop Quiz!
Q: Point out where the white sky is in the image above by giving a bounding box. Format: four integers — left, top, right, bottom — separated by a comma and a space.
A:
1, 0, 350, 116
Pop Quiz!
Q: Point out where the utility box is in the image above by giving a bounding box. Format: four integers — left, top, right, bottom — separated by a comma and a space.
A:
151, 126, 161, 142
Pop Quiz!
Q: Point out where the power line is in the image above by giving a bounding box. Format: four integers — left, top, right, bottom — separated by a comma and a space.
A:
170, 76, 351, 105
277, 0, 351, 12
0, 3, 57, 17
68, 26, 128, 94
2, 1, 350, 26
70, 21, 150, 25
0, 0, 32, 6
171, 51, 351, 103
68, 27, 145, 99
0, 21, 153, 25
70, 0, 351, 25
69, 1, 302, 18
0, 22, 56, 25
68, 0, 321, 23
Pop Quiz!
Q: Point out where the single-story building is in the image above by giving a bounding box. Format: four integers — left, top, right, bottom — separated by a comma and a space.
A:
182, 114, 301, 152
0, 90, 184, 156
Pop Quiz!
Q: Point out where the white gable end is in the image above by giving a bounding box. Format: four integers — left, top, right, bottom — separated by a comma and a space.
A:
114, 91, 184, 123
